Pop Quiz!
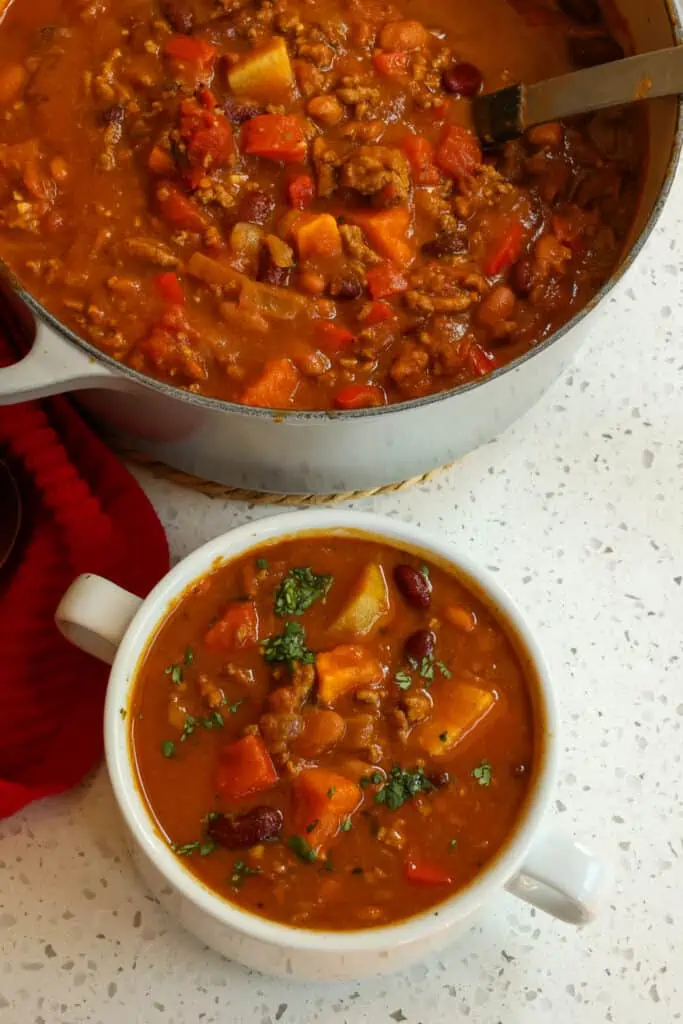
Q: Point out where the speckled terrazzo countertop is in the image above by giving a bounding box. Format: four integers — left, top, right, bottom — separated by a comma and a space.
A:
2, 162, 683, 1024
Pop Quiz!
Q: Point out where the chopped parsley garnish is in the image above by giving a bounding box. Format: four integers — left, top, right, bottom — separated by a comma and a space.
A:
340, 818, 352, 832
437, 660, 452, 679
274, 567, 333, 617
449, 838, 458, 850
231, 859, 260, 890
200, 710, 224, 729
472, 760, 493, 787
262, 621, 314, 666
327, 786, 336, 798
420, 563, 431, 578
206, 810, 221, 823
119, 707, 127, 720
223, 699, 244, 714
173, 839, 214, 857
256, 557, 269, 571
180, 715, 196, 742
359, 771, 383, 788
375, 765, 435, 810
394, 670, 413, 690
184, 646, 194, 665
165, 663, 184, 685
439, 731, 449, 742
288, 834, 317, 863
161, 740, 175, 758
200, 841, 216, 856
306, 819, 319, 834
324, 857, 334, 872
408, 653, 435, 683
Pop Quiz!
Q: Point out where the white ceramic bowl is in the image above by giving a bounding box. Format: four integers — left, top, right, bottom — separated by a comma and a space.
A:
55, 510, 607, 980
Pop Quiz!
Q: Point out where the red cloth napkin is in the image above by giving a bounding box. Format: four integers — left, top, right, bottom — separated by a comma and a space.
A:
0, 327, 169, 820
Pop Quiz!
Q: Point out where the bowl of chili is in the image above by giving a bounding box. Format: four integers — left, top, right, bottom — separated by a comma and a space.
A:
56, 510, 607, 979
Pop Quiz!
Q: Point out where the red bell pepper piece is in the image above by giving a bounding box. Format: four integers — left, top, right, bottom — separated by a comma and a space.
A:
362, 300, 394, 325
164, 35, 217, 70
242, 114, 308, 164
215, 735, 278, 801
333, 384, 386, 410
483, 218, 523, 276
435, 124, 482, 181
366, 262, 408, 301
468, 343, 497, 377
372, 51, 410, 77
204, 601, 259, 650
287, 173, 315, 210
401, 134, 440, 186
153, 272, 185, 306
157, 183, 208, 232
316, 321, 355, 354
405, 856, 453, 886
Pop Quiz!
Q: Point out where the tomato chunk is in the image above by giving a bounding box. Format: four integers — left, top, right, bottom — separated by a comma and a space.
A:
242, 114, 307, 163
366, 262, 408, 300
316, 321, 355, 354
157, 183, 208, 232
361, 300, 394, 325
164, 35, 217, 70
180, 99, 234, 169
334, 384, 386, 410
483, 218, 523, 276
287, 173, 315, 210
153, 272, 185, 306
215, 735, 278, 800
405, 856, 453, 886
204, 601, 259, 650
435, 124, 482, 181
401, 134, 440, 186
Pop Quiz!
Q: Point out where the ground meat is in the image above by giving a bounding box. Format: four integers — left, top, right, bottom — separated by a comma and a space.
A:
121, 237, 179, 267
198, 673, 224, 709
258, 661, 315, 765
400, 688, 433, 724
339, 145, 410, 203
389, 340, 430, 387
339, 224, 381, 265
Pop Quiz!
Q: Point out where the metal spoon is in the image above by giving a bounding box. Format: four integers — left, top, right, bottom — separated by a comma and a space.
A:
0, 458, 22, 573
473, 45, 683, 146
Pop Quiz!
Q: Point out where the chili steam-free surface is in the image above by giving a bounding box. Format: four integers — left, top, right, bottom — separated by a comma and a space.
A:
131, 536, 536, 929
0, 0, 645, 410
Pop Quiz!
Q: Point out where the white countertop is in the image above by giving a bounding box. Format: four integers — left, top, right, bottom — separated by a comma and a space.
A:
2, 169, 683, 1024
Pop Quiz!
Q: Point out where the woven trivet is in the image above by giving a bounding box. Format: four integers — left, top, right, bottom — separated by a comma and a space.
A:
116, 446, 450, 505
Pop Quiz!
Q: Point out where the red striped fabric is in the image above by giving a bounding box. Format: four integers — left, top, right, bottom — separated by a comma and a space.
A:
0, 329, 169, 819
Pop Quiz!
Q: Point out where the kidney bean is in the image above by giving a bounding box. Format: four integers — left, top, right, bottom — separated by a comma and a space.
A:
510, 258, 534, 298
329, 274, 363, 300
394, 564, 432, 609
428, 770, 450, 788
558, 0, 601, 24
568, 34, 623, 68
208, 806, 283, 849
224, 99, 263, 125
441, 62, 483, 98
421, 231, 468, 258
404, 628, 436, 663
258, 250, 290, 286
238, 188, 275, 226
161, 0, 194, 33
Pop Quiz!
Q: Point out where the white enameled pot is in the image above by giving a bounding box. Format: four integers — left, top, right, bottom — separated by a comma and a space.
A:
55, 510, 607, 980
0, 4, 680, 494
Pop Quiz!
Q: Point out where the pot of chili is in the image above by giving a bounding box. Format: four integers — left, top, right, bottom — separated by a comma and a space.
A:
55, 510, 607, 979
0, 0, 680, 492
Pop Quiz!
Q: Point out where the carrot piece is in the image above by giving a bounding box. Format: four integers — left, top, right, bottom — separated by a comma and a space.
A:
148, 145, 175, 175
372, 51, 410, 77
241, 114, 307, 163
153, 272, 185, 306
333, 384, 386, 410
287, 173, 315, 210
316, 644, 384, 705
483, 217, 523, 276
434, 124, 482, 181
215, 734, 278, 800
366, 262, 408, 300
347, 207, 413, 267
291, 768, 362, 851
157, 183, 208, 231
401, 133, 441, 186
241, 357, 300, 408
406, 856, 453, 885
316, 321, 354, 354
164, 35, 217, 69
293, 213, 342, 259
361, 300, 394, 325
204, 601, 259, 650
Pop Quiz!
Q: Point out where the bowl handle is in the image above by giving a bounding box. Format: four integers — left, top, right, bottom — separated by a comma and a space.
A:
0, 321, 121, 404
55, 573, 142, 665
505, 826, 609, 925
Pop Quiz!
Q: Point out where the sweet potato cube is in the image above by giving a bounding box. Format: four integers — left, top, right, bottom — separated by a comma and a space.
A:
316, 644, 384, 705
291, 768, 361, 851
204, 601, 259, 650
347, 206, 414, 267
228, 36, 294, 99
413, 683, 498, 757
329, 563, 392, 639
293, 213, 342, 260
215, 734, 278, 800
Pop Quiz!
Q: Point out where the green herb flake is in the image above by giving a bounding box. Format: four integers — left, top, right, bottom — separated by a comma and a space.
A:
223, 699, 244, 714
375, 764, 435, 811
161, 740, 175, 758
306, 819, 319, 834
231, 859, 260, 890
449, 838, 458, 850
437, 660, 452, 679
119, 707, 127, 720
408, 653, 435, 683
340, 818, 352, 832
262, 621, 314, 666
206, 810, 221, 823
327, 786, 336, 798
165, 663, 184, 685
394, 670, 413, 690
439, 731, 449, 742
199, 841, 216, 857
472, 760, 493, 787
184, 646, 194, 665
180, 715, 197, 742
288, 834, 317, 863
256, 557, 269, 571
200, 710, 224, 729
420, 563, 431, 578
324, 857, 334, 872
172, 841, 200, 856
274, 567, 334, 617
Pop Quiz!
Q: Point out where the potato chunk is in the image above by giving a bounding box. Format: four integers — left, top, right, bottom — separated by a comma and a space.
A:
329, 562, 391, 639
413, 683, 498, 757
228, 37, 294, 100
316, 644, 384, 704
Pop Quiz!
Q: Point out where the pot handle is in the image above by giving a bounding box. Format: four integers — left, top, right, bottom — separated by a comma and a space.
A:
0, 320, 121, 404
505, 826, 609, 925
55, 573, 142, 665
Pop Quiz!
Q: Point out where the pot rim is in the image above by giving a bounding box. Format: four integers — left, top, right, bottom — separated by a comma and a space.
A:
104, 509, 558, 953
2, 8, 681, 421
